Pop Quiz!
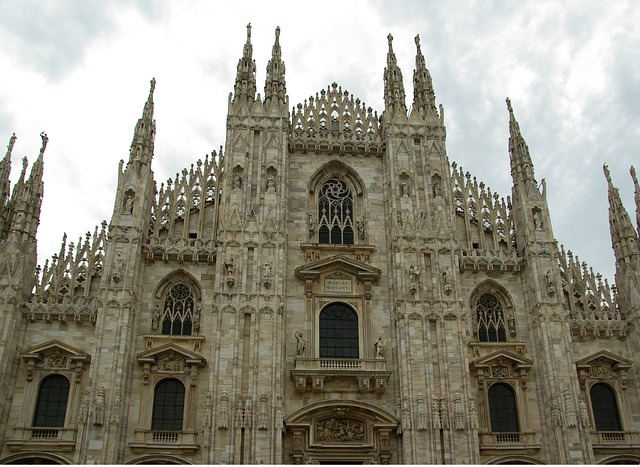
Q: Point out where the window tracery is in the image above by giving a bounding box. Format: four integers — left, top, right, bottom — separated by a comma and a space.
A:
160, 283, 196, 336
318, 178, 354, 245
476, 293, 508, 342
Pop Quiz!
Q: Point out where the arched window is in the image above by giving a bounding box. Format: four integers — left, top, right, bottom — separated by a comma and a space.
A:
319, 304, 359, 358
161, 283, 195, 336
590, 383, 622, 431
476, 293, 507, 342
318, 178, 354, 245
152, 379, 185, 431
33, 375, 70, 428
488, 383, 519, 432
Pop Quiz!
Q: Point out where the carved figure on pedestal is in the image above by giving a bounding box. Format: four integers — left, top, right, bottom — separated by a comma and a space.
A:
266, 175, 276, 193
375, 336, 385, 358
545, 269, 556, 296
295, 331, 305, 356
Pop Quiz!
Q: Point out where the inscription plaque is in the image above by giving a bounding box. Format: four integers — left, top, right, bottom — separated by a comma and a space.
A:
324, 278, 352, 293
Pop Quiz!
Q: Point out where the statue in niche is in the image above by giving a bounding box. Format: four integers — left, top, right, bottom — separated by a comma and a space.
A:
233, 174, 241, 190
533, 211, 543, 230
400, 178, 410, 197
545, 269, 555, 296
124, 193, 135, 214
193, 306, 201, 334
442, 268, 453, 295
94, 388, 105, 426
112, 253, 124, 283
433, 179, 442, 198
295, 331, 305, 356
408, 265, 420, 282
266, 175, 276, 193
375, 337, 385, 358
263, 261, 273, 279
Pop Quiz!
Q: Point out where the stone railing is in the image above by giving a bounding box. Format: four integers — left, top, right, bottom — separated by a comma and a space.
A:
6, 427, 77, 452
291, 358, 391, 394
478, 432, 540, 453
129, 429, 199, 453
590, 431, 640, 450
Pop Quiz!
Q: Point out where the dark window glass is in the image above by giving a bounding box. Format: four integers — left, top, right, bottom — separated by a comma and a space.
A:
476, 293, 507, 342
152, 379, 185, 431
590, 383, 622, 431
488, 383, 519, 432
33, 375, 70, 428
319, 304, 359, 358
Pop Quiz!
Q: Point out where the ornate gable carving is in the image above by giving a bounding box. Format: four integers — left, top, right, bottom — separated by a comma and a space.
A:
22, 340, 91, 382
575, 350, 632, 389
470, 350, 533, 389
295, 255, 381, 283
136, 343, 206, 386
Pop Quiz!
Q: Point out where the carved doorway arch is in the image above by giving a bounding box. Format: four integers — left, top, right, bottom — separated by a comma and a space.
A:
284, 400, 399, 464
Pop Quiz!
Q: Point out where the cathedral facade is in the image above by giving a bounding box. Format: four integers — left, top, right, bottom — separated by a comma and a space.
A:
0, 26, 639, 464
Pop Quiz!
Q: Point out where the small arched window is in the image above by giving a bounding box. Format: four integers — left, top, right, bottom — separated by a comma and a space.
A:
319, 304, 359, 358
161, 283, 195, 336
590, 383, 622, 431
318, 178, 354, 245
476, 293, 507, 342
488, 383, 519, 432
152, 378, 185, 431
33, 375, 70, 428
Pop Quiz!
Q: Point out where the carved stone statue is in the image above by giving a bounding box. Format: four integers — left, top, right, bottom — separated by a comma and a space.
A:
266, 175, 276, 193
295, 331, 305, 356
375, 336, 385, 358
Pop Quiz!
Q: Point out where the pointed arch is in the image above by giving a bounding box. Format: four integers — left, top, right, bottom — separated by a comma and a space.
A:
153, 270, 202, 336
308, 159, 365, 196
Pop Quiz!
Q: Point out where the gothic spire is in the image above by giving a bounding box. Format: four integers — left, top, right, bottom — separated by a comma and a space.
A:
0, 133, 16, 209
233, 23, 257, 105
128, 78, 156, 169
506, 98, 536, 187
632, 166, 640, 235
383, 33, 407, 115
603, 164, 639, 269
264, 26, 286, 107
412, 34, 437, 119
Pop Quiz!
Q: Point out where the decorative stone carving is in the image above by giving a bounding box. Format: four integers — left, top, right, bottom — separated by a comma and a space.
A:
315, 418, 365, 442
225, 259, 236, 287
578, 394, 591, 428
112, 253, 124, 283
94, 387, 105, 426
159, 351, 184, 372
545, 269, 556, 296
563, 389, 577, 427
468, 397, 479, 430
416, 393, 427, 431
442, 267, 452, 295
110, 386, 121, 425
151, 304, 161, 330
45, 350, 68, 369
218, 391, 230, 429
275, 395, 284, 431
203, 392, 212, 428
551, 393, 562, 427
78, 389, 90, 425
453, 393, 465, 431
258, 393, 269, 430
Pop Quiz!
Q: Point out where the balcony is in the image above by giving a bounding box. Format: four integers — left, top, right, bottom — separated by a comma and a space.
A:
6, 427, 77, 452
479, 432, 540, 454
129, 430, 200, 454
291, 358, 392, 394
590, 431, 640, 453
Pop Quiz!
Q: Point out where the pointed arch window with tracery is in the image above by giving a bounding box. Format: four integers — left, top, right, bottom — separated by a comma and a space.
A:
161, 283, 195, 336
476, 293, 507, 342
318, 178, 354, 245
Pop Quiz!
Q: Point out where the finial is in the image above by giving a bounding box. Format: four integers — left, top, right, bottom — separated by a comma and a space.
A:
506, 97, 513, 114
415, 34, 420, 48
603, 163, 612, 184
387, 33, 393, 48
246, 23, 252, 39
150, 77, 156, 94
39, 131, 48, 154
275, 26, 280, 41
7, 133, 16, 154
631, 166, 637, 184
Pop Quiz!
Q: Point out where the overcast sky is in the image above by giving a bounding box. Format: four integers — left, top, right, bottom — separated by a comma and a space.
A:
1, 1, 638, 284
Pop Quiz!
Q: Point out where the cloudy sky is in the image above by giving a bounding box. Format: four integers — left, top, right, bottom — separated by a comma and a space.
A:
1, 0, 638, 284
